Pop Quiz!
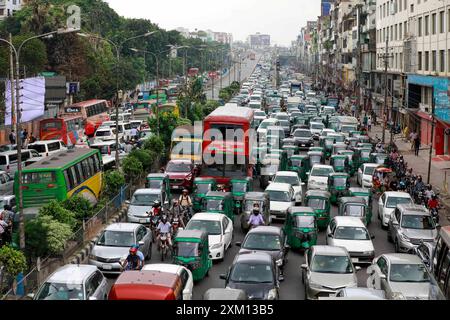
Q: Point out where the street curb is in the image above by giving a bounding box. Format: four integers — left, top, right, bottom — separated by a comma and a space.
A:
69, 204, 129, 265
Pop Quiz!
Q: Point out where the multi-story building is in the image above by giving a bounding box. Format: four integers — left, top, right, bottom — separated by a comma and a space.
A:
0, 0, 22, 19
248, 33, 271, 48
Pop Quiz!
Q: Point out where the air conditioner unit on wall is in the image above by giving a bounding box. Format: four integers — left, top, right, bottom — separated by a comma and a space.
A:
419, 103, 430, 113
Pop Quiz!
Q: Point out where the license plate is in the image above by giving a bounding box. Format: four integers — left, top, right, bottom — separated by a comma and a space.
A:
102, 265, 113, 270
351, 258, 359, 263
301, 144, 306, 147
139, 219, 147, 224
173, 186, 180, 189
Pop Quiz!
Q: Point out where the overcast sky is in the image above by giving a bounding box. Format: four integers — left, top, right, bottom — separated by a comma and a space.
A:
104, 0, 321, 46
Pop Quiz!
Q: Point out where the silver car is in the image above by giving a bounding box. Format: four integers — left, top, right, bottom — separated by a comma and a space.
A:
301, 245, 359, 299
367, 254, 432, 300
127, 189, 165, 224
33, 264, 108, 300
89, 223, 152, 274
387, 204, 438, 253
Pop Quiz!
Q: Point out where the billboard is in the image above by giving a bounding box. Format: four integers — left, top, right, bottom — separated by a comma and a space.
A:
321, 0, 334, 16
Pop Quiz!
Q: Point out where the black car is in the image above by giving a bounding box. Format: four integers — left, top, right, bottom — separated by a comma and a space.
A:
293, 129, 314, 149
220, 252, 281, 300
237, 226, 288, 279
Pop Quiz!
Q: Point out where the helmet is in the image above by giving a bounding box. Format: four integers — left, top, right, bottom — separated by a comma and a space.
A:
153, 200, 161, 208
182, 189, 189, 194
161, 215, 167, 222
129, 247, 138, 253
132, 244, 140, 250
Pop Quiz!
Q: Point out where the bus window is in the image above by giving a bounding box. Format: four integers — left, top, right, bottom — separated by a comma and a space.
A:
70, 166, 79, 186
64, 169, 73, 191
88, 157, 96, 174
75, 163, 85, 181
23, 172, 56, 184
82, 159, 92, 178
93, 154, 101, 172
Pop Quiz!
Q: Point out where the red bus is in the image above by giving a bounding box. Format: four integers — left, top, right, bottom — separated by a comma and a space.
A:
202, 106, 254, 185
60, 99, 110, 137
39, 116, 84, 146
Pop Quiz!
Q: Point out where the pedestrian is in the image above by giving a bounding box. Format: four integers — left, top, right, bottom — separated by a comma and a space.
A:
124, 141, 133, 153
414, 137, 421, 156
130, 126, 138, 140
0, 212, 9, 247
1, 205, 14, 245
367, 117, 372, 132
410, 131, 418, 150
22, 128, 28, 144
8, 130, 15, 145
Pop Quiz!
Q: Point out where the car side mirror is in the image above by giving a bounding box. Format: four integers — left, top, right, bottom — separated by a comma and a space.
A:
219, 274, 227, 280
371, 235, 375, 240
138, 241, 145, 246
327, 233, 333, 238
88, 296, 98, 300
125, 200, 130, 205
235, 242, 242, 247
301, 264, 308, 270
27, 293, 35, 299
379, 274, 387, 280
355, 266, 362, 272
178, 227, 184, 231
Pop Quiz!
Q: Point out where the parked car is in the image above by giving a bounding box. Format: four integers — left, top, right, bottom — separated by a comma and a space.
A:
302, 245, 359, 299
307, 164, 335, 191
0, 170, 13, 195
237, 226, 289, 280
27, 140, 68, 157
265, 182, 295, 220
366, 253, 432, 300
357, 163, 378, 188
32, 265, 108, 300
220, 252, 281, 300
165, 159, 198, 191
378, 192, 413, 228
127, 189, 168, 225
387, 204, 438, 253
326, 216, 375, 264
272, 171, 304, 205
89, 223, 152, 274
185, 213, 233, 261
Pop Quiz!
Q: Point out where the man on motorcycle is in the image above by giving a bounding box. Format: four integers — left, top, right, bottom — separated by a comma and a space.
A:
170, 200, 186, 229
132, 244, 145, 269
248, 203, 265, 229
376, 143, 384, 153
179, 189, 193, 218
121, 247, 141, 271
151, 200, 163, 217
414, 176, 425, 194
424, 185, 435, 201
428, 195, 440, 223
156, 215, 172, 250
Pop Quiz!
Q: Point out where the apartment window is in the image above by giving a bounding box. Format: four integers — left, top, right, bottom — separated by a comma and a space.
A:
400, 52, 403, 69
432, 50, 437, 71
391, 26, 393, 40
405, 21, 408, 36
404, 0, 407, 11
418, 17, 423, 36
440, 11, 445, 33
399, 22, 403, 39
432, 13, 436, 35
448, 9, 450, 32
399, 0, 402, 11
425, 15, 429, 35
425, 51, 429, 71
383, 28, 386, 41
411, 4, 414, 13
418, 51, 422, 70
395, 53, 398, 68
440, 50, 445, 72
383, 3, 386, 17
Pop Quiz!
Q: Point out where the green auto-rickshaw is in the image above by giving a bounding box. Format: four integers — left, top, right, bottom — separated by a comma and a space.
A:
330, 155, 350, 173
328, 173, 350, 204
193, 177, 217, 212
173, 230, 212, 281
338, 150, 356, 176
346, 137, 359, 149
270, 149, 288, 170
332, 142, 348, 155
294, 115, 309, 126
359, 148, 372, 164
320, 136, 335, 159
284, 207, 317, 250
356, 135, 371, 144
309, 146, 325, 154
203, 191, 235, 221
288, 155, 309, 182
267, 134, 283, 150
305, 190, 331, 229
145, 173, 171, 203
349, 187, 373, 223
329, 133, 346, 144
349, 131, 362, 138
338, 197, 371, 226
283, 144, 299, 158
370, 153, 388, 165
307, 151, 325, 169
231, 177, 253, 214
329, 119, 339, 131
240, 192, 271, 232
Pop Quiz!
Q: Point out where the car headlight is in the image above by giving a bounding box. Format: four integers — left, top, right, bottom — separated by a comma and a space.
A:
391, 292, 407, 300
363, 251, 375, 256
308, 281, 323, 290
399, 233, 409, 241
89, 254, 97, 260
276, 258, 283, 266
267, 289, 278, 300
211, 243, 223, 250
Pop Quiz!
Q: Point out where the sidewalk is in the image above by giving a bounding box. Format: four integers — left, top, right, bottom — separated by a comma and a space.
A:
367, 124, 450, 225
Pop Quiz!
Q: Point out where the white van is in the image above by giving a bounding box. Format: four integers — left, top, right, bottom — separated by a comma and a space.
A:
0, 149, 42, 175
27, 140, 68, 157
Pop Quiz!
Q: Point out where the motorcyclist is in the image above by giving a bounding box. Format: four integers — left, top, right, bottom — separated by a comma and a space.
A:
156, 215, 172, 250
151, 200, 162, 217
248, 203, 265, 229
424, 185, 435, 201
414, 176, 425, 194
131, 244, 145, 269
179, 189, 193, 218
375, 143, 384, 153
170, 200, 186, 229
121, 247, 141, 271
428, 195, 440, 223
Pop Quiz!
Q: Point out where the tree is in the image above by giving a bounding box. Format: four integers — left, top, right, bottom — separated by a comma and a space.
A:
104, 170, 126, 198
122, 155, 143, 181
62, 196, 94, 223
0, 246, 27, 277
142, 135, 164, 155
128, 148, 156, 172
38, 200, 77, 231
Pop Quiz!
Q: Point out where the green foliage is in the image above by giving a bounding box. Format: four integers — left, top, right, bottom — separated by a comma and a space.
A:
38, 200, 77, 231
128, 148, 156, 172
147, 112, 181, 154
142, 135, 164, 155
122, 155, 143, 181
0, 246, 27, 277
104, 170, 126, 198
25, 215, 72, 258
219, 81, 241, 103
61, 196, 94, 222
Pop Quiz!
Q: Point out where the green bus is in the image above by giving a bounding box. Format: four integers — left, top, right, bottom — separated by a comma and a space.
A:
14, 148, 103, 214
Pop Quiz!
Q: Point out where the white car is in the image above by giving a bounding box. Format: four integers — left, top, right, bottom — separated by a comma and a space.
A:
321, 128, 336, 137
94, 128, 118, 143
265, 182, 295, 220
272, 171, 304, 205
257, 118, 280, 140
185, 213, 233, 261
310, 121, 325, 139
357, 163, 378, 188
27, 140, 68, 157
326, 216, 375, 264
142, 264, 193, 300
307, 164, 335, 191
378, 192, 413, 228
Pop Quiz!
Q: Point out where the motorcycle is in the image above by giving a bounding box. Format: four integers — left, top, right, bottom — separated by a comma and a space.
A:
180, 205, 192, 222
172, 215, 181, 235
150, 215, 161, 243
159, 232, 170, 261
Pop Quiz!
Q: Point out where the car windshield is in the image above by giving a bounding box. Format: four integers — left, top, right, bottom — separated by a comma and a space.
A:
364, 166, 376, 175
333, 158, 346, 167
186, 220, 222, 236
311, 123, 324, 130
311, 167, 333, 177
244, 200, 263, 211
243, 233, 282, 251
206, 199, 224, 211
175, 242, 199, 257
386, 196, 412, 208
166, 162, 192, 173
232, 182, 248, 193
35, 283, 84, 300
131, 193, 159, 206
230, 263, 274, 283
389, 263, 430, 283
290, 159, 301, 167
307, 198, 326, 210
95, 130, 111, 137
267, 190, 290, 202
335, 226, 370, 240
255, 112, 266, 117
333, 136, 345, 143
97, 231, 135, 247
259, 121, 274, 129
361, 150, 371, 158
279, 120, 289, 127
147, 180, 163, 189
311, 255, 353, 274
274, 175, 299, 186
333, 177, 348, 187
401, 215, 435, 230
196, 183, 212, 194
309, 155, 322, 164
294, 216, 315, 228
28, 144, 46, 153
342, 126, 357, 133
325, 139, 334, 146
344, 204, 365, 217
295, 130, 311, 138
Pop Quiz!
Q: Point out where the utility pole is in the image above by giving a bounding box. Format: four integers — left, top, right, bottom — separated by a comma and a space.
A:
427, 96, 436, 184
8, 33, 15, 131
381, 37, 393, 144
